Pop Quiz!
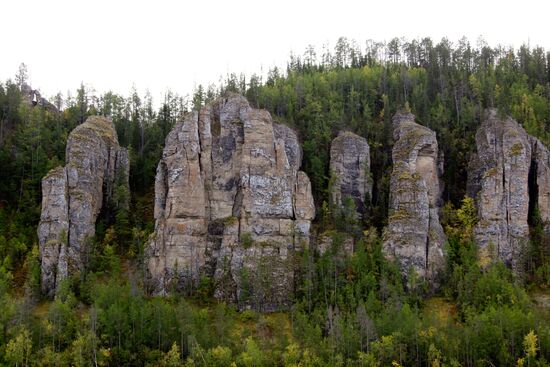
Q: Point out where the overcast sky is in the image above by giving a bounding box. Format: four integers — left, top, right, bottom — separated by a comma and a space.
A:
1, 0, 549, 104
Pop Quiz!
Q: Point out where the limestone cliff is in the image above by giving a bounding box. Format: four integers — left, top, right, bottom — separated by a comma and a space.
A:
147, 94, 315, 311
38, 116, 129, 297
383, 112, 446, 287
468, 109, 550, 267
330, 131, 371, 216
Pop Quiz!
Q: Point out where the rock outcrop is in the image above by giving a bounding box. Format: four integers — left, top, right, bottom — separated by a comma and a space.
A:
383, 112, 446, 287
467, 109, 550, 267
21, 83, 58, 112
38, 116, 129, 297
147, 94, 315, 311
330, 131, 371, 216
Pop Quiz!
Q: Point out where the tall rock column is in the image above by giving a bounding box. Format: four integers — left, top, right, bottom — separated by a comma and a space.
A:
148, 110, 208, 292
530, 137, 550, 233
147, 94, 315, 311
329, 131, 372, 216
467, 110, 531, 267
383, 112, 445, 287
38, 116, 129, 297
467, 109, 550, 268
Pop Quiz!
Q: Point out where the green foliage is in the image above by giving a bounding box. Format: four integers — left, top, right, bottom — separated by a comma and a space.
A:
334, 196, 361, 236
5, 328, 32, 367
24, 245, 41, 300
0, 251, 546, 366
159, 342, 183, 367
240, 232, 254, 248
526, 207, 550, 286
0, 266, 15, 355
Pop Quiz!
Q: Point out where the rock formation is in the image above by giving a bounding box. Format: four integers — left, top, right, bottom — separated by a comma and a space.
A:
383, 112, 446, 286
330, 131, 372, 216
21, 82, 58, 112
38, 116, 129, 297
530, 137, 550, 233
147, 94, 315, 311
468, 109, 550, 267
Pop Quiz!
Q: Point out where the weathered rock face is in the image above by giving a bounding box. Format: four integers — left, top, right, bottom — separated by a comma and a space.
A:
530, 137, 550, 233
38, 116, 129, 297
330, 131, 372, 215
467, 109, 550, 267
147, 94, 315, 311
383, 112, 446, 287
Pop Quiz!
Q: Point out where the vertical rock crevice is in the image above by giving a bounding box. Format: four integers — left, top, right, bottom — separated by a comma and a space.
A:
468, 109, 550, 269
527, 155, 539, 227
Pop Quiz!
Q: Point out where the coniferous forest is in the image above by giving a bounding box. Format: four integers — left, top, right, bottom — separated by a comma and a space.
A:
1, 37, 550, 366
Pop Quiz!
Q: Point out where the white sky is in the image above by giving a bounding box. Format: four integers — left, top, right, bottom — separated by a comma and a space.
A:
1, 0, 549, 105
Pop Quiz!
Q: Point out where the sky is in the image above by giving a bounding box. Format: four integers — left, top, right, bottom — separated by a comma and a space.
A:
1, 0, 549, 105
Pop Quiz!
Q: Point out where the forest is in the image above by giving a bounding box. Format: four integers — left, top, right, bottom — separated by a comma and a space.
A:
1, 36, 550, 366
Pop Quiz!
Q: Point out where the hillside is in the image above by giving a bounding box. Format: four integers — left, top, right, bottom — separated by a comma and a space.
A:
1, 37, 550, 366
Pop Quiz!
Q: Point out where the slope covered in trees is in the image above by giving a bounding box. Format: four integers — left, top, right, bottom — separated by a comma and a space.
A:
1, 37, 550, 365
